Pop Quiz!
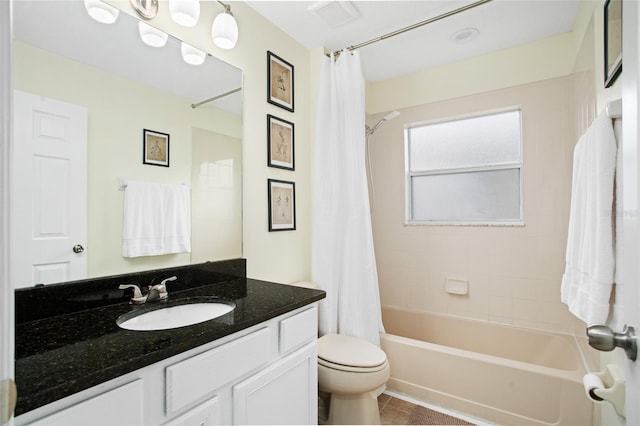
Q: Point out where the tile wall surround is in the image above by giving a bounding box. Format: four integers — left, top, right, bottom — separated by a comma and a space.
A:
371, 75, 589, 335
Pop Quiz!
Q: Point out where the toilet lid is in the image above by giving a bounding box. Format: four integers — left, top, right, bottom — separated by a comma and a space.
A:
318, 334, 387, 368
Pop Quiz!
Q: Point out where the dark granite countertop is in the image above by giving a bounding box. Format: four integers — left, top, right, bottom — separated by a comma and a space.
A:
14, 259, 325, 416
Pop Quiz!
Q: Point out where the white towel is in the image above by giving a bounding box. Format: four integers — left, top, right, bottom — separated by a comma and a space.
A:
122, 181, 191, 257
162, 183, 192, 255
561, 111, 617, 325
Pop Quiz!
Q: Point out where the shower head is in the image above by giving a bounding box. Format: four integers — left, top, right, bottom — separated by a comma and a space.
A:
366, 110, 400, 136
383, 110, 400, 121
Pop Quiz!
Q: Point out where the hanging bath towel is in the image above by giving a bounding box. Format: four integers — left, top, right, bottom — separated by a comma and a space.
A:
561, 110, 617, 325
122, 181, 191, 257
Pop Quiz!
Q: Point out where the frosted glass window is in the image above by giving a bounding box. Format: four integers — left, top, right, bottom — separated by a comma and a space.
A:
409, 110, 521, 171
411, 169, 521, 221
406, 109, 522, 224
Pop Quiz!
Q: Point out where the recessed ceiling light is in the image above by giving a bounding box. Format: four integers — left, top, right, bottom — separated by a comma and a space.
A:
308, 1, 360, 28
450, 28, 480, 44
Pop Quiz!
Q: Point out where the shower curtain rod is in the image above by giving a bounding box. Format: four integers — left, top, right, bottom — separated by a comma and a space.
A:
191, 87, 242, 109
329, 0, 493, 58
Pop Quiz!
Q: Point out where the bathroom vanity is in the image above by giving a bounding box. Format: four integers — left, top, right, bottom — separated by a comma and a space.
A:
14, 259, 325, 425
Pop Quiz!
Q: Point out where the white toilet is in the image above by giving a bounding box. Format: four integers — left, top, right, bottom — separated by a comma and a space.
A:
291, 282, 390, 424
317, 333, 390, 425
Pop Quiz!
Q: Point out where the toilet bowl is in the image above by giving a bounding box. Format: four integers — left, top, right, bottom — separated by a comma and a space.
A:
317, 333, 390, 425
290, 282, 390, 424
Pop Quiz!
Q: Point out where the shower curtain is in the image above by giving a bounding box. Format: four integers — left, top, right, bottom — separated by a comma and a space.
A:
312, 50, 384, 346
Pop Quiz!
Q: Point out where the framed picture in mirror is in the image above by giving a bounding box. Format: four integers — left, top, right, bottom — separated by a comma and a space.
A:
143, 129, 170, 167
267, 51, 294, 112
268, 179, 296, 231
604, 0, 622, 88
267, 114, 294, 170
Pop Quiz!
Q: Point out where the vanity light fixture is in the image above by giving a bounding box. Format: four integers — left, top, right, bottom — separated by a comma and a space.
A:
130, 0, 159, 20
169, 0, 201, 27
84, 0, 119, 24
181, 42, 206, 65
138, 21, 168, 47
212, 1, 238, 50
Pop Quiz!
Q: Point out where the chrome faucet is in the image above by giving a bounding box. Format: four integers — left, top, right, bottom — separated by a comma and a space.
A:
119, 276, 177, 304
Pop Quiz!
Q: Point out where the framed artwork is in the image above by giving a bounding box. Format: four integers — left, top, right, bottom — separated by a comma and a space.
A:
267, 51, 294, 112
267, 114, 295, 170
143, 129, 170, 167
604, 0, 622, 88
268, 179, 296, 231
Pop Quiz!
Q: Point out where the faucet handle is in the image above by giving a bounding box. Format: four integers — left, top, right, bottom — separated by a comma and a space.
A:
160, 276, 177, 286
119, 284, 146, 304
119, 284, 142, 298
147, 276, 175, 301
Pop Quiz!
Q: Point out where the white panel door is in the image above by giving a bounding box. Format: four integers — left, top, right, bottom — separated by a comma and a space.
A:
11, 91, 87, 288
620, 1, 640, 423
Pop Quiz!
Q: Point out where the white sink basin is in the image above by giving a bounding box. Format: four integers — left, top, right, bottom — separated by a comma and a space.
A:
118, 301, 235, 331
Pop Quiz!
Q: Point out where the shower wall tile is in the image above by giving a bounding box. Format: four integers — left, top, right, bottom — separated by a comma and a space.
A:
489, 295, 513, 319
373, 75, 580, 334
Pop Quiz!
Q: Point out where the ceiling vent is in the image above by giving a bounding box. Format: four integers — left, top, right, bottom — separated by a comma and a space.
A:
308, 1, 360, 28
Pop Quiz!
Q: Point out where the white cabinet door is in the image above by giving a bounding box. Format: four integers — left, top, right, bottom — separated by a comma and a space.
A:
29, 380, 143, 426
163, 396, 221, 426
232, 342, 317, 425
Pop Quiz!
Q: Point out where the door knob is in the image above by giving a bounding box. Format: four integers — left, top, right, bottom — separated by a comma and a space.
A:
72, 244, 85, 253
587, 324, 637, 361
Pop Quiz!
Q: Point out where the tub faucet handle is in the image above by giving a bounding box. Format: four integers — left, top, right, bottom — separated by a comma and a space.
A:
587, 324, 637, 361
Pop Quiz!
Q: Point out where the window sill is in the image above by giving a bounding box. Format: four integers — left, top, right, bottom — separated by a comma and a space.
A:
404, 220, 525, 227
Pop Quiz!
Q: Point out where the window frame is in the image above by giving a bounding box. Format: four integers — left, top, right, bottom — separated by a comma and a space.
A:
404, 107, 524, 227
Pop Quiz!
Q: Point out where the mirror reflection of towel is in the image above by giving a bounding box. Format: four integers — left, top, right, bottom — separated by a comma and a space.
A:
122, 181, 191, 258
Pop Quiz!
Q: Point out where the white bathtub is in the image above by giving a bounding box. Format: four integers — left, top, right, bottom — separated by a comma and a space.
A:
380, 307, 595, 426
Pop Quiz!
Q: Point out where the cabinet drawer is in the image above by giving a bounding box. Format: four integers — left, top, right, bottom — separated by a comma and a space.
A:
29, 379, 143, 426
279, 306, 317, 353
166, 327, 270, 415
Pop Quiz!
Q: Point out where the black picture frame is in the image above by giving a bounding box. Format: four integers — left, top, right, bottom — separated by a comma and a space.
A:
267, 51, 294, 112
267, 114, 295, 170
143, 129, 170, 167
604, 0, 622, 88
268, 179, 296, 231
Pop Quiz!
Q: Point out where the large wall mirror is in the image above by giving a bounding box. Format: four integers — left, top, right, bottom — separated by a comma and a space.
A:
11, 0, 243, 289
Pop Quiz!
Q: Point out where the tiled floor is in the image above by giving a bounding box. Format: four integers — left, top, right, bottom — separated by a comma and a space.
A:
319, 391, 475, 425
378, 394, 475, 425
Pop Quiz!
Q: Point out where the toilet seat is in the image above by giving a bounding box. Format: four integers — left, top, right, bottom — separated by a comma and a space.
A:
318, 334, 387, 372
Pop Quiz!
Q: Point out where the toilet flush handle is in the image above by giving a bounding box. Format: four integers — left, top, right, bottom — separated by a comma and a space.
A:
587, 324, 637, 361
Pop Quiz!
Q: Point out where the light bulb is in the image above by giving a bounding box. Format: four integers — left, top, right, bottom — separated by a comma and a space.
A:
169, 0, 200, 27
84, 0, 119, 24
138, 22, 168, 48
212, 11, 238, 49
181, 42, 206, 65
